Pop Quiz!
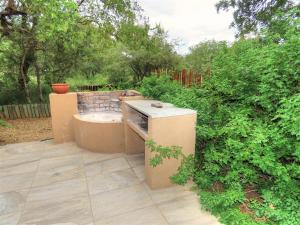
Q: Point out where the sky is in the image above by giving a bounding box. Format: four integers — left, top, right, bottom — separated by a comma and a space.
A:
138, 0, 236, 55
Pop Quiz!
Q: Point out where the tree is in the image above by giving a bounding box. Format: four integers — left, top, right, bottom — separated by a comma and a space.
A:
101, 43, 132, 86
117, 23, 179, 82
0, 0, 79, 102
0, 0, 140, 103
216, 0, 296, 37
185, 40, 226, 76
266, 7, 300, 40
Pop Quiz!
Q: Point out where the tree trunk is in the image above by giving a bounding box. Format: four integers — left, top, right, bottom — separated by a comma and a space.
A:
20, 49, 31, 103
18, 57, 30, 90
34, 61, 43, 102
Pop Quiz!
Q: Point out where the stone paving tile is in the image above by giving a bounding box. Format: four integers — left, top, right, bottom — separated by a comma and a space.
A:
158, 194, 221, 225
0, 141, 53, 158
87, 168, 140, 195
0, 141, 222, 225
0, 190, 28, 225
132, 164, 145, 181
0, 172, 35, 193
91, 184, 154, 221
125, 153, 145, 167
42, 142, 84, 159
0, 212, 21, 225
0, 141, 50, 153
84, 157, 130, 177
21, 141, 56, 152
82, 150, 125, 164
27, 178, 87, 202
0, 190, 28, 215
144, 181, 197, 204
32, 154, 84, 187
0, 144, 42, 163
95, 206, 169, 225
0, 158, 39, 177
19, 194, 93, 225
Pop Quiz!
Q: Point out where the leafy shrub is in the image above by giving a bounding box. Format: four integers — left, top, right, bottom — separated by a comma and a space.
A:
139, 74, 182, 100
66, 74, 108, 91
0, 78, 51, 104
185, 40, 227, 75
140, 18, 300, 225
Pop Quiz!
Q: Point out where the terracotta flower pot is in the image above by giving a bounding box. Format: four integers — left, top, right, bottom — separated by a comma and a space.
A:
52, 83, 69, 94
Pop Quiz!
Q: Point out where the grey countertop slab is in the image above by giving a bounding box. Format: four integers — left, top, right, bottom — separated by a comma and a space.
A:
125, 100, 197, 118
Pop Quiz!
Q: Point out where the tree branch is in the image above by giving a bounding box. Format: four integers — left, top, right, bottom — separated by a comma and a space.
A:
0, 0, 27, 36
0, 9, 26, 17
78, 0, 86, 7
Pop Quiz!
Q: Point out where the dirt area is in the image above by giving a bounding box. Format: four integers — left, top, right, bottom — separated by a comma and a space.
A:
0, 118, 53, 145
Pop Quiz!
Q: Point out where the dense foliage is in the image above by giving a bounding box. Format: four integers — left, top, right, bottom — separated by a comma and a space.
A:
0, 0, 178, 104
140, 11, 300, 225
216, 0, 297, 37
185, 40, 226, 75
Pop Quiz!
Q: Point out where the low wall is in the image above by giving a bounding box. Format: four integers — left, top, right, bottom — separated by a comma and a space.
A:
73, 114, 125, 153
50, 90, 143, 144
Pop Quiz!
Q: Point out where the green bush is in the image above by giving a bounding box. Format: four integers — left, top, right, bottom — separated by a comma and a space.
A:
66, 74, 108, 91
140, 19, 300, 225
0, 78, 52, 104
139, 74, 182, 100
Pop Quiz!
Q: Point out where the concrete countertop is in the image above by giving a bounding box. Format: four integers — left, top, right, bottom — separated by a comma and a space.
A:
125, 100, 197, 118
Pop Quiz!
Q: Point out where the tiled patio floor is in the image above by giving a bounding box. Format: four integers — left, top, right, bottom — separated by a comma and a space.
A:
0, 141, 221, 225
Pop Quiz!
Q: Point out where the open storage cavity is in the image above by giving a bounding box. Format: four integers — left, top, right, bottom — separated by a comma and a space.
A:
127, 106, 148, 135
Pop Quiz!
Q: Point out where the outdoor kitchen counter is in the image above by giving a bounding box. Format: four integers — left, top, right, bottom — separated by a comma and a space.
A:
125, 100, 197, 118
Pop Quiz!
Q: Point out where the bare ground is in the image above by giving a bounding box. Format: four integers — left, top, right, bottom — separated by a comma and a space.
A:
0, 118, 53, 145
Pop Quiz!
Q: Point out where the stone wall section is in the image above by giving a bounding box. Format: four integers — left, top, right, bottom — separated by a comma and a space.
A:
77, 91, 123, 114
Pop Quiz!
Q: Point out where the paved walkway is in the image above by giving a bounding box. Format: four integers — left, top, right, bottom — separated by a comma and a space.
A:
0, 141, 221, 225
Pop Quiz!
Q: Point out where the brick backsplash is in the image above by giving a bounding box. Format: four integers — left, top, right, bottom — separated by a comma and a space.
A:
77, 91, 123, 114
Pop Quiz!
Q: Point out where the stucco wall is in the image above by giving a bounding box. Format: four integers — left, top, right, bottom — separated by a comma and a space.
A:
73, 114, 125, 153
50, 93, 78, 143
145, 114, 197, 189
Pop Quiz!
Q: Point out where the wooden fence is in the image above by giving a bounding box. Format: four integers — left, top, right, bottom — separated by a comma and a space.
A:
76, 69, 204, 92
0, 104, 51, 120
154, 69, 204, 87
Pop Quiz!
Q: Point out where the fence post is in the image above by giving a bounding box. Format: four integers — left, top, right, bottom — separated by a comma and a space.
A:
182, 69, 187, 86
188, 70, 193, 86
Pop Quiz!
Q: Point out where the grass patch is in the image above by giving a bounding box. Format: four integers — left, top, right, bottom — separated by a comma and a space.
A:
0, 119, 11, 127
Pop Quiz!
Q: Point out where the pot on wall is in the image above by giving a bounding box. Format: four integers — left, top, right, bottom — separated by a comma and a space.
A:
52, 83, 69, 94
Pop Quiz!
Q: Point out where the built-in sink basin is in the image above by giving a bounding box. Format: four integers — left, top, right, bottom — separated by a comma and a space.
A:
78, 112, 122, 123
